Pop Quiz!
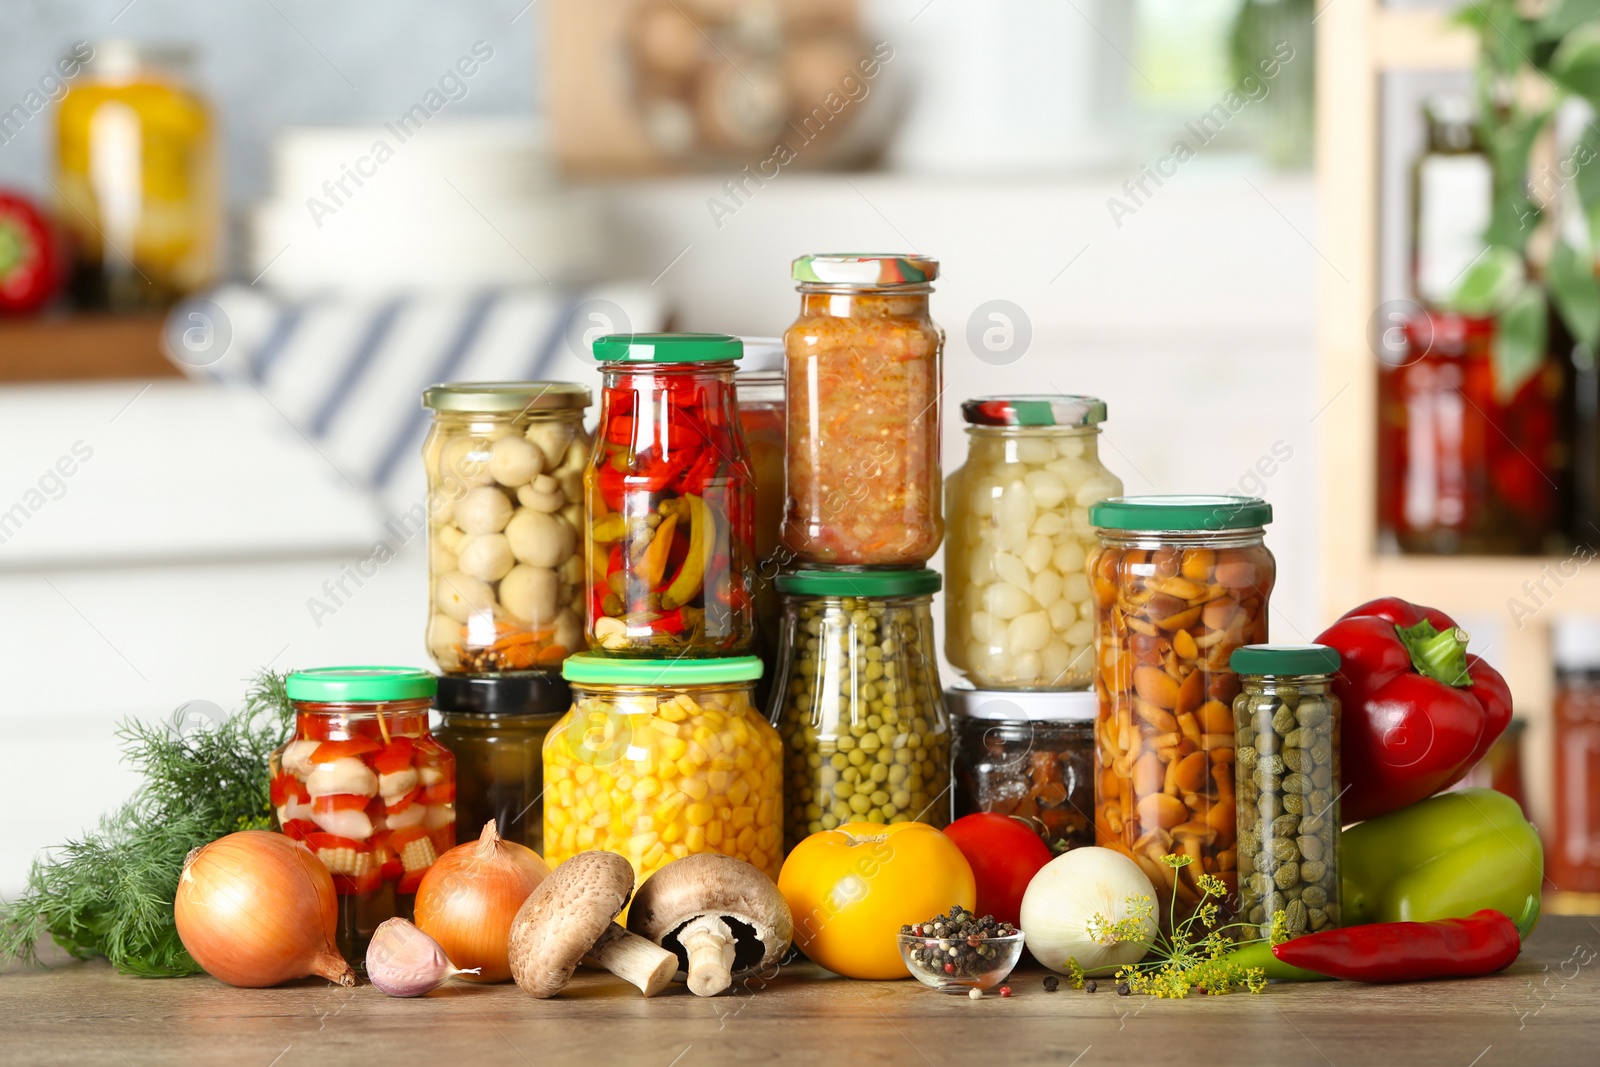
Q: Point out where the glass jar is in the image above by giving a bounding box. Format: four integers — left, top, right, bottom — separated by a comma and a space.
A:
271, 667, 454, 965
782, 254, 944, 566
769, 569, 949, 852
433, 672, 570, 855
1229, 645, 1342, 941
54, 41, 220, 309
544, 655, 780, 881
1377, 310, 1564, 555
585, 333, 757, 656
422, 382, 591, 673
1087, 495, 1275, 924
945, 396, 1123, 689
736, 364, 787, 704
1551, 619, 1600, 903
949, 689, 1097, 853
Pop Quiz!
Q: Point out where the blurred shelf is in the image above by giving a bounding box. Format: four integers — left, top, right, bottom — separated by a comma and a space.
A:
1371, 8, 1476, 70
1370, 554, 1599, 615
0, 313, 181, 383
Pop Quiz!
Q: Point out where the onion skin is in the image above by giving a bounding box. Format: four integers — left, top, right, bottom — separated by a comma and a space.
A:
415, 821, 549, 982
174, 831, 354, 988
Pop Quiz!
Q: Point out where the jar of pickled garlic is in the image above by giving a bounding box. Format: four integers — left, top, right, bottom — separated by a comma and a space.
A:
433, 671, 570, 855
586, 333, 757, 656
1086, 496, 1275, 926
945, 396, 1123, 689
544, 655, 780, 882
423, 382, 591, 673
271, 667, 454, 965
55, 41, 220, 309
782, 254, 944, 566
769, 569, 949, 852
736, 363, 786, 702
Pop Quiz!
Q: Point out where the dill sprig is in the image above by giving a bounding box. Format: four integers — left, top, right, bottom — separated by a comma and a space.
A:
0, 671, 293, 977
1067, 853, 1287, 998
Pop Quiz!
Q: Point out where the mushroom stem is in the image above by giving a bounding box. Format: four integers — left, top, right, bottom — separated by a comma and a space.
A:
671, 914, 734, 997
585, 923, 677, 997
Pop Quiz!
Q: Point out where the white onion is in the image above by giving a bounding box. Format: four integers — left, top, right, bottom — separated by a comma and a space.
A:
1019, 847, 1158, 977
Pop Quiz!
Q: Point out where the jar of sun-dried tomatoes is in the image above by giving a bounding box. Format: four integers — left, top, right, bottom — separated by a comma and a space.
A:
585, 332, 757, 656
782, 254, 944, 567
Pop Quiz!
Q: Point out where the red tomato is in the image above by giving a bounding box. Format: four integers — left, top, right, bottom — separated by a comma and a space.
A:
0, 190, 60, 315
942, 813, 1053, 928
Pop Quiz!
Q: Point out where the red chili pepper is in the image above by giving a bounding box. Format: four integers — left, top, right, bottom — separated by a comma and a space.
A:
675, 447, 722, 495
652, 608, 686, 635
371, 737, 415, 775
1271, 907, 1528, 983
1314, 597, 1513, 822
0, 190, 60, 315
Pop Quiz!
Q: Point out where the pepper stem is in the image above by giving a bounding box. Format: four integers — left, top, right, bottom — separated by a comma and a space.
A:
1396, 620, 1474, 687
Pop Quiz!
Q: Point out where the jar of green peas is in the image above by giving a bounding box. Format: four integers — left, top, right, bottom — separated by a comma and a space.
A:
768, 569, 949, 852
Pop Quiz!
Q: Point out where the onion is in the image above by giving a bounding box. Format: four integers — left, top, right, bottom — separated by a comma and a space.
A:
415, 820, 550, 982
174, 830, 354, 987
1019, 846, 1158, 977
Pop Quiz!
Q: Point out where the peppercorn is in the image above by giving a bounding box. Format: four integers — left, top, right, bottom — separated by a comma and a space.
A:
1043, 976, 1060, 992
1084, 979, 1097, 993
968, 988, 983, 1000
999, 986, 1012, 998
1116, 982, 1130, 996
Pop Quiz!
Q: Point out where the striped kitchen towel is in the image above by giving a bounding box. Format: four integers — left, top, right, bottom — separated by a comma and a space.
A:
164, 283, 666, 502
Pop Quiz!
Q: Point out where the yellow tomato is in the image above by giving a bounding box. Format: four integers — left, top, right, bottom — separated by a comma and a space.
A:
777, 821, 976, 980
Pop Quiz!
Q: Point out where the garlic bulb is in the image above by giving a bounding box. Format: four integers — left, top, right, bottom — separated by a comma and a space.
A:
366, 918, 479, 997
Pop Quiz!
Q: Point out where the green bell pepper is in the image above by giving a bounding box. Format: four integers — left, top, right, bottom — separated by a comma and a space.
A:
1227, 788, 1542, 981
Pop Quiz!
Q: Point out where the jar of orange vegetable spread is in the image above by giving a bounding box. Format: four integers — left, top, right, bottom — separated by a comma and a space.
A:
272, 667, 455, 965
586, 333, 757, 656
1086, 496, 1275, 925
544, 654, 781, 882
782, 254, 944, 566
422, 382, 591, 673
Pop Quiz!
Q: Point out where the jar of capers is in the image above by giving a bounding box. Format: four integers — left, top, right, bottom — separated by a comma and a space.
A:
769, 569, 950, 851
1229, 644, 1342, 941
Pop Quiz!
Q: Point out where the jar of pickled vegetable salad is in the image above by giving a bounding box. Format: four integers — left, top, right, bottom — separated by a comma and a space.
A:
945, 396, 1123, 689
782, 254, 944, 567
271, 667, 454, 965
543, 654, 781, 882
585, 333, 757, 656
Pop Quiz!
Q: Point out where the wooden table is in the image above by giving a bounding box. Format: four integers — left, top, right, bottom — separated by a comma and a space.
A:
3, 916, 1598, 1066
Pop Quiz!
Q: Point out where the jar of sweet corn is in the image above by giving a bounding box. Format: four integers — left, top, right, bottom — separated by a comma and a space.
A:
769, 569, 949, 853
544, 654, 781, 882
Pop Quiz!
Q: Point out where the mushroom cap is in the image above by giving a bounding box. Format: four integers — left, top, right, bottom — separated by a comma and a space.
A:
625, 853, 794, 977
508, 850, 634, 998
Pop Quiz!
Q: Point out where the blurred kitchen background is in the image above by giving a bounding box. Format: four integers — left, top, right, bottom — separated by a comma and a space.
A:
1, 0, 1597, 907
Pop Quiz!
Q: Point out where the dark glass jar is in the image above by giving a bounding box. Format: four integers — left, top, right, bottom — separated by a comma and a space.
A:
949, 689, 1096, 853
432, 672, 570, 855
1551, 620, 1600, 905
271, 667, 453, 966
1377, 311, 1565, 555
736, 362, 786, 707
585, 332, 756, 656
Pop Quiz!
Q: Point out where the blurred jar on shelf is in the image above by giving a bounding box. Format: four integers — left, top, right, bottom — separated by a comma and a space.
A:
736, 341, 787, 706
1377, 311, 1565, 555
1550, 619, 1600, 908
54, 41, 221, 309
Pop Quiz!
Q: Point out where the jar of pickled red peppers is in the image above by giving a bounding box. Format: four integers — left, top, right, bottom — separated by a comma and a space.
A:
586, 333, 757, 656
543, 654, 781, 883
422, 382, 591, 673
782, 254, 944, 567
1086, 496, 1275, 927
945, 396, 1123, 689
272, 667, 455, 965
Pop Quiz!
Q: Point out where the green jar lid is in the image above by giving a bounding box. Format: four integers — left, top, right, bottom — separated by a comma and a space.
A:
962, 395, 1106, 427
775, 569, 942, 597
422, 381, 590, 412
792, 253, 939, 286
286, 667, 438, 703
1090, 495, 1273, 531
1229, 644, 1341, 676
562, 653, 764, 686
591, 333, 743, 364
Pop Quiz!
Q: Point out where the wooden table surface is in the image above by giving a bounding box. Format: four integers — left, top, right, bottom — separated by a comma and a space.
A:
3, 915, 1598, 1067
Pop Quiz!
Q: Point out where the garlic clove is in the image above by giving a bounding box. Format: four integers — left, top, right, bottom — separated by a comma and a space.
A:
366, 918, 479, 997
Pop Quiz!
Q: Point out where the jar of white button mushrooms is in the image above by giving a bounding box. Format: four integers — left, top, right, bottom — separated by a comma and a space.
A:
422, 383, 591, 673
944, 396, 1123, 689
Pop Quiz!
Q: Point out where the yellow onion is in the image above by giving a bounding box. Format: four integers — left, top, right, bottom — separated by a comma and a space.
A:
415, 820, 549, 982
174, 830, 354, 987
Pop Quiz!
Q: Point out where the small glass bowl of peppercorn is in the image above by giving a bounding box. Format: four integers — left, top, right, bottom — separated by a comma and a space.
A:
898, 905, 1024, 994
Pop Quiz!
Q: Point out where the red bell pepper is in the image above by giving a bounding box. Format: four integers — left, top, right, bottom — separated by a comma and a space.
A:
371, 737, 415, 775
1315, 597, 1513, 822
309, 737, 382, 764
1272, 905, 1530, 983
269, 772, 310, 807
0, 190, 60, 315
